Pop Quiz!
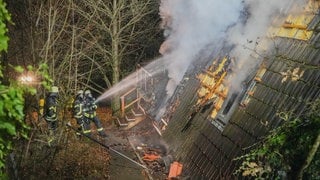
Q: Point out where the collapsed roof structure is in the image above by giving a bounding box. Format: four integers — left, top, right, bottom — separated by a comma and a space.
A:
111, 1, 320, 179
162, 4, 320, 179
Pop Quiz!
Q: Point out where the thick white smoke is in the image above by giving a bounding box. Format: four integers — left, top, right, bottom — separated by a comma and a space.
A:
159, 0, 243, 96
97, 0, 308, 120
159, 0, 308, 94
226, 0, 306, 91
155, 0, 307, 119
97, 0, 242, 103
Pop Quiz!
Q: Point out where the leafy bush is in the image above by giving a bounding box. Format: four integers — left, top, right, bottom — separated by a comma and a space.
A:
234, 99, 320, 179
0, 1, 51, 176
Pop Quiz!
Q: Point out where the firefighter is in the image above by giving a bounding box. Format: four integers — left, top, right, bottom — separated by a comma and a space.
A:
73, 90, 85, 135
83, 89, 107, 137
44, 86, 59, 136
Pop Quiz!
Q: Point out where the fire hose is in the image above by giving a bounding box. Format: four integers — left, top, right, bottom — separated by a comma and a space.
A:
66, 123, 147, 169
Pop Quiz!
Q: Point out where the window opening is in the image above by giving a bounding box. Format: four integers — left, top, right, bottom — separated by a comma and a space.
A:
222, 93, 238, 115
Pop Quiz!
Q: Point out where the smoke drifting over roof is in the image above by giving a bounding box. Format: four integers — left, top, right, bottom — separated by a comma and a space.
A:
97, 0, 307, 116
226, 0, 305, 91
159, 0, 242, 95
149, 0, 307, 120
160, 0, 306, 95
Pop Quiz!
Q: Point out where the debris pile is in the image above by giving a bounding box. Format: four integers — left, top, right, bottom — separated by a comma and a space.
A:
135, 143, 183, 179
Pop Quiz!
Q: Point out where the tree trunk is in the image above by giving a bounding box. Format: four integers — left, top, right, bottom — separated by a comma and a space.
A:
111, 0, 120, 114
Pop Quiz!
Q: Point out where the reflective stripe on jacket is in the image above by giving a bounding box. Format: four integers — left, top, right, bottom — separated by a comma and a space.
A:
44, 94, 58, 121
83, 101, 97, 118
73, 103, 83, 118
45, 106, 57, 121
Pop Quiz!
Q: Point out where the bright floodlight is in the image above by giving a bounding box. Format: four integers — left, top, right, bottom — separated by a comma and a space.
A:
19, 74, 35, 84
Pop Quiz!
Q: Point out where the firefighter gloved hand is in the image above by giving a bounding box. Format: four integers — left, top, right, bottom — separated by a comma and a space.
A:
89, 103, 95, 108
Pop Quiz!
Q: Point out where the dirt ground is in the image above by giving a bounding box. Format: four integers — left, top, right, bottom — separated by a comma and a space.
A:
9, 107, 169, 180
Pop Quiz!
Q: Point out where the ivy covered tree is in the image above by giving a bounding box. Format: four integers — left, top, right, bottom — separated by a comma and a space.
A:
234, 99, 320, 179
0, 0, 27, 175
0, 0, 51, 176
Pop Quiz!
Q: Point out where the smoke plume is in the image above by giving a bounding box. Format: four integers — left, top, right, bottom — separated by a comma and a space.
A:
159, 0, 242, 96
226, 0, 306, 91
154, 0, 307, 119
97, 0, 308, 120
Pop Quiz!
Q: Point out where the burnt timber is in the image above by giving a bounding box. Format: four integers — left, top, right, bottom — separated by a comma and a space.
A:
158, 7, 320, 179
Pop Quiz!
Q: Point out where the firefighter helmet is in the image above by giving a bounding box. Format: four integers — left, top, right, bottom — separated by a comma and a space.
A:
76, 90, 84, 95
76, 90, 84, 99
84, 89, 91, 95
84, 89, 93, 99
50, 86, 59, 93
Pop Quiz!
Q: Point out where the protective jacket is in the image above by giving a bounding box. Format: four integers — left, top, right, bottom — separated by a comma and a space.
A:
44, 94, 58, 122
82, 95, 106, 137
83, 97, 97, 118
44, 93, 59, 133
73, 98, 84, 119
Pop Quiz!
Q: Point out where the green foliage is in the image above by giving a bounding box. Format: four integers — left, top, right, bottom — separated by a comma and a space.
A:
37, 63, 53, 89
0, 1, 15, 172
0, 0, 51, 176
0, 69, 46, 173
234, 99, 320, 179
0, 56, 52, 176
0, 0, 10, 52
0, 85, 32, 173
13, 65, 24, 73
0, 64, 52, 171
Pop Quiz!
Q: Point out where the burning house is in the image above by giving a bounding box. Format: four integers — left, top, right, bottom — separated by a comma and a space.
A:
98, 1, 320, 179
155, 3, 319, 179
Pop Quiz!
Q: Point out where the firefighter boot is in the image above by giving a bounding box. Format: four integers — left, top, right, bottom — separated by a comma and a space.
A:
98, 128, 107, 138
75, 127, 82, 140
